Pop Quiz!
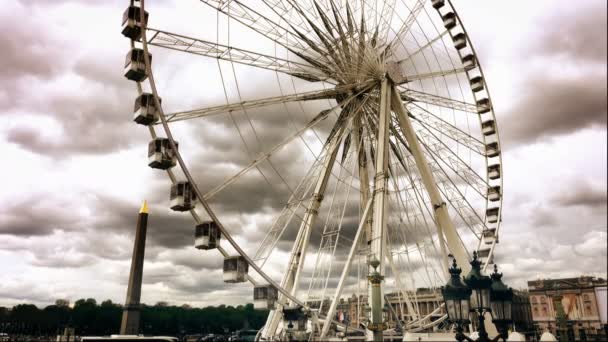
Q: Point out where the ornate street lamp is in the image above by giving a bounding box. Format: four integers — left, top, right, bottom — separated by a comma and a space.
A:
464, 251, 493, 341
490, 264, 514, 341
442, 253, 515, 342
442, 258, 472, 342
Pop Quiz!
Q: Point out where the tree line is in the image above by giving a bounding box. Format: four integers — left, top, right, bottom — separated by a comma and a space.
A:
0, 299, 268, 337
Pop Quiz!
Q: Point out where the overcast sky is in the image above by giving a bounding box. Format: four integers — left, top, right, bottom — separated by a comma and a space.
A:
0, 0, 606, 308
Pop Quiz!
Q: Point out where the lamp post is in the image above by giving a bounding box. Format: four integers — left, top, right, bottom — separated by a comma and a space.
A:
441, 258, 472, 342
464, 251, 493, 341
442, 252, 514, 342
490, 265, 514, 342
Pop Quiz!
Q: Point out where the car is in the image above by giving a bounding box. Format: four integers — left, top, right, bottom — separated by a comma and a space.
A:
81, 335, 178, 342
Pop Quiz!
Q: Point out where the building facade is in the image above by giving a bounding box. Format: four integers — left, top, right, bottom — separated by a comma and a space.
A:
528, 276, 607, 338
334, 289, 445, 329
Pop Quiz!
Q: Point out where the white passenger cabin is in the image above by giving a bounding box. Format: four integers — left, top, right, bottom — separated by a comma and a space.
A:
195, 221, 220, 250
485, 142, 500, 158
481, 120, 496, 136
170, 181, 196, 212
431, 0, 445, 9
462, 54, 477, 71
453, 33, 467, 50
124, 48, 151, 82
487, 164, 501, 180
470, 76, 484, 92
483, 228, 497, 245
134, 93, 161, 125
223, 256, 248, 283
442, 13, 457, 30
486, 207, 499, 224
148, 138, 177, 170
121, 6, 148, 40
254, 285, 278, 310
487, 186, 501, 202
477, 98, 492, 114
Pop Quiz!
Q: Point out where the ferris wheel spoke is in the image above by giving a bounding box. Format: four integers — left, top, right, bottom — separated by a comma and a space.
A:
396, 67, 467, 84
259, 0, 303, 25
385, 0, 426, 55
200, 0, 307, 52
203, 103, 345, 201
162, 81, 372, 123
407, 107, 485, 156
412, 122, 489, 197
401, 88, 478, 113
145, 28, 329, 83
395, 29, 450, 65
375, 0, 397, 46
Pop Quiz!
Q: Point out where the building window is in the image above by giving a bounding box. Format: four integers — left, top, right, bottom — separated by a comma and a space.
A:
540, 297, 546, 304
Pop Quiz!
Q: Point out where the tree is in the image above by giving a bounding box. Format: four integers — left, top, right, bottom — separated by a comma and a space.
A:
55, 299, 70, 308
3, 299, 270, 336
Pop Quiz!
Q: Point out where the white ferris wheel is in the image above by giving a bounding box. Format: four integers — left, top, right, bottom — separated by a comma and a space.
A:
122, 0, 504, 340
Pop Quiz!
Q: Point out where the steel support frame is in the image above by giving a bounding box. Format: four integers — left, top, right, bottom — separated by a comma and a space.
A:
390, 85, 471, 273
367, 78, 391, 342
261, 124, 345, 340
353, 116, 373, 244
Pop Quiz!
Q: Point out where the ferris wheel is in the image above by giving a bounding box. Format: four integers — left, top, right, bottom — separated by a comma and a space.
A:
122, 0, 504, 340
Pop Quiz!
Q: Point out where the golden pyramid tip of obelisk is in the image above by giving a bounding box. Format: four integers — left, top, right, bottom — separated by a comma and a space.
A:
139, 200, 148, 214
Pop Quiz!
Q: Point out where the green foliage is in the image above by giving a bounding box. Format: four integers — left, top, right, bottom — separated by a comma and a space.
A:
554, 301, 567, 329
0, 300, 268, 336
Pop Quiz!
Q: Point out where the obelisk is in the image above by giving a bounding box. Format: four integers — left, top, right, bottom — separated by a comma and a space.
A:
120, 200, 149, 335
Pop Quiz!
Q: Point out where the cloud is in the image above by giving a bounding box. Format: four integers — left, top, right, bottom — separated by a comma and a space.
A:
554, 182, 607, 208
501, 72, 607, 145
532, 2, 607, 64
0, 194, 85, 236
499, 1, 607, 146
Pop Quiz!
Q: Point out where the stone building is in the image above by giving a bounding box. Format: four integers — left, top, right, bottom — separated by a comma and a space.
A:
528, 276, 607, 338
334, 289, 445, 329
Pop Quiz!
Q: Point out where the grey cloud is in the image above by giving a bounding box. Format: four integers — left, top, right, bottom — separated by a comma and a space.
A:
30, 251, 98, 269
5, 57, 149, 156
553, 182, 607, 208
501, 72, 607, 145
532, 2, 607, 64
0, 280, 57, 305
499, 1, 607, 146
0, 7, 67, 84
0, 195, 83, 236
